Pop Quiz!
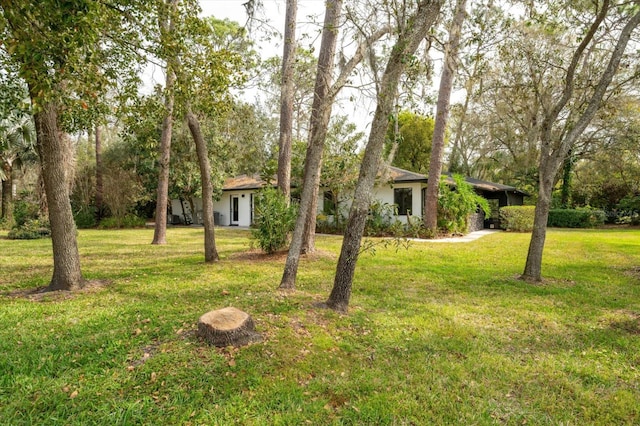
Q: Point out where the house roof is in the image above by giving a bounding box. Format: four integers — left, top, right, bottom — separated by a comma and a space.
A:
386, 166, 527, 196
222, 174, 271, 191
221, 166, 527, 196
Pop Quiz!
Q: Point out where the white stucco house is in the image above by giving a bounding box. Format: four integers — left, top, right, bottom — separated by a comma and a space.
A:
170, 166, 526, 229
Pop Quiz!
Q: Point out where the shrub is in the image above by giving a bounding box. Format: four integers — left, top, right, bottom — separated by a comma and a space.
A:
438, 174, 491, 234
548, 208, 605, 228
500, 205, 536, 232
99, 214, 146, 229
251, 187, 297, 254
7, 219, 51, 240
0, 216, 13, 230
365, 201, 396, 236
13, 200, 40, 227
74, 207, 97, 229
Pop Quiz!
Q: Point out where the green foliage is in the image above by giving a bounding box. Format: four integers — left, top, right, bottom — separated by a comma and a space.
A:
437, 174, 491, 234
12, 199, 39, 227
500, 205, 536, 232
7, 218, 51, 240
98, 214, 146, 229
73, 207, 97, 229
385, 111, 435, 174
251, 187, 297, 254
0, 217, 11, 230
548, 209, 605, 228
365, 201, 396, 236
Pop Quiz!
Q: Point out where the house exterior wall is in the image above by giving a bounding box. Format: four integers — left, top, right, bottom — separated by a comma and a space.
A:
372, 182, 424, 224
170, 190, 255, 227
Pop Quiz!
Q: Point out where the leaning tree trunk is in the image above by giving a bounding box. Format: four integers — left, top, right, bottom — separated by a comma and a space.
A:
423, 0, 467, 234
276, 0, 297, 201
187, 110, 219, 263
279, 0, 343, 289
34, 102, 84, 291
326, 0, 443, 312
521, 7, 640, 282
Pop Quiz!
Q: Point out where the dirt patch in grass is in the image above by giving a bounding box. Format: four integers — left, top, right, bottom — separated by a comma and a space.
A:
623, 266, 640, 280
5, 279, 112, 301
609, 311, 640, 335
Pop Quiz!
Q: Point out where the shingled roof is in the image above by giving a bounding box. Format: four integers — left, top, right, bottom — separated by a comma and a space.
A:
221, 166, 527, 196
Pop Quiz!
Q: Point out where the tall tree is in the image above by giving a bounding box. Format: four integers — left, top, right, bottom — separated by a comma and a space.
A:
279, 0, 344, 289
152, 0, 179, 245
325, 0, 444, 312
173, 13, 247, 262
279, 0, 390, 289
1, 0, 147, 291
423, 0, 467, 234
276, 0, 297, 201
522, 2, 640, 281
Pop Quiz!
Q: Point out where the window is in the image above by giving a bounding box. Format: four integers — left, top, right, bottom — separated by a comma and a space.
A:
323, 191, 336, 215
394, 188, 412, 215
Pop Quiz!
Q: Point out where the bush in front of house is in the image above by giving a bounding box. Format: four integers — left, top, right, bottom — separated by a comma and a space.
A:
438, 174, 491, 235
500, 205, 535, 232
547, 208, 605, 228
251, 187, 298, 254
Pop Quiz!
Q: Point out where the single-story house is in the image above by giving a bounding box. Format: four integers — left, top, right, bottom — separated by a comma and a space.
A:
170, 166, 527, 229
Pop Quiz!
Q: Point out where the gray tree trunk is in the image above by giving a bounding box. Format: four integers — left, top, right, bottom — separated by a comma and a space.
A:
279, 0, 343, 289
34, 102, 84, 291
277, 0, 297, 201
522, 6, 640, 281
152, 0, 178, 245
326, 0, 444, 312
423, 0, 467, 234
299, 14, 392, 255
186, 110, 219, 263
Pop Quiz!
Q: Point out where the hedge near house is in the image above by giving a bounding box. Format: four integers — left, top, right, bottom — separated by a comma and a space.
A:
547, 209, 605, 228
500, 205, 535, 232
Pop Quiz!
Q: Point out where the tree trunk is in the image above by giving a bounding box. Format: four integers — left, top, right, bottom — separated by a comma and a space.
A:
187, 110, 219, 263
423, 0, 467, 233
276, 0, 297, 201
152, 0, 178, 245
522, 171, 554, 282
326, 0, 443, 312
34, 101, 84, 291
560, 149, 574, 209
1, 161, 11, 221
522, 7, 640, 281
279, 0, 343, 289
95, 124, 104, 221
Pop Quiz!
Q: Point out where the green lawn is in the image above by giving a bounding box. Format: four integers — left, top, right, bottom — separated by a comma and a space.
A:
1, 227, 639, 425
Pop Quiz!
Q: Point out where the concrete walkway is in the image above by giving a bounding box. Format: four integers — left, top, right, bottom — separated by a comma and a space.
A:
407, 229, 501, 243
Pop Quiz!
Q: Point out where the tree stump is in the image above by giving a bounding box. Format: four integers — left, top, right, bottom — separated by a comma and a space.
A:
197, 307, 262, 347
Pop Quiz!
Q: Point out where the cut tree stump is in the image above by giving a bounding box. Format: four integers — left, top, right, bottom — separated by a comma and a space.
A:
197, 307, 262, 347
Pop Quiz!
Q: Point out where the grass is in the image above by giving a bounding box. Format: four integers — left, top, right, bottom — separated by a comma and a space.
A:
1, 227, 639, 425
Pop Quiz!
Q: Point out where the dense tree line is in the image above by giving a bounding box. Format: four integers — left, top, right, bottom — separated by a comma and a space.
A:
1, 1, 639, 306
